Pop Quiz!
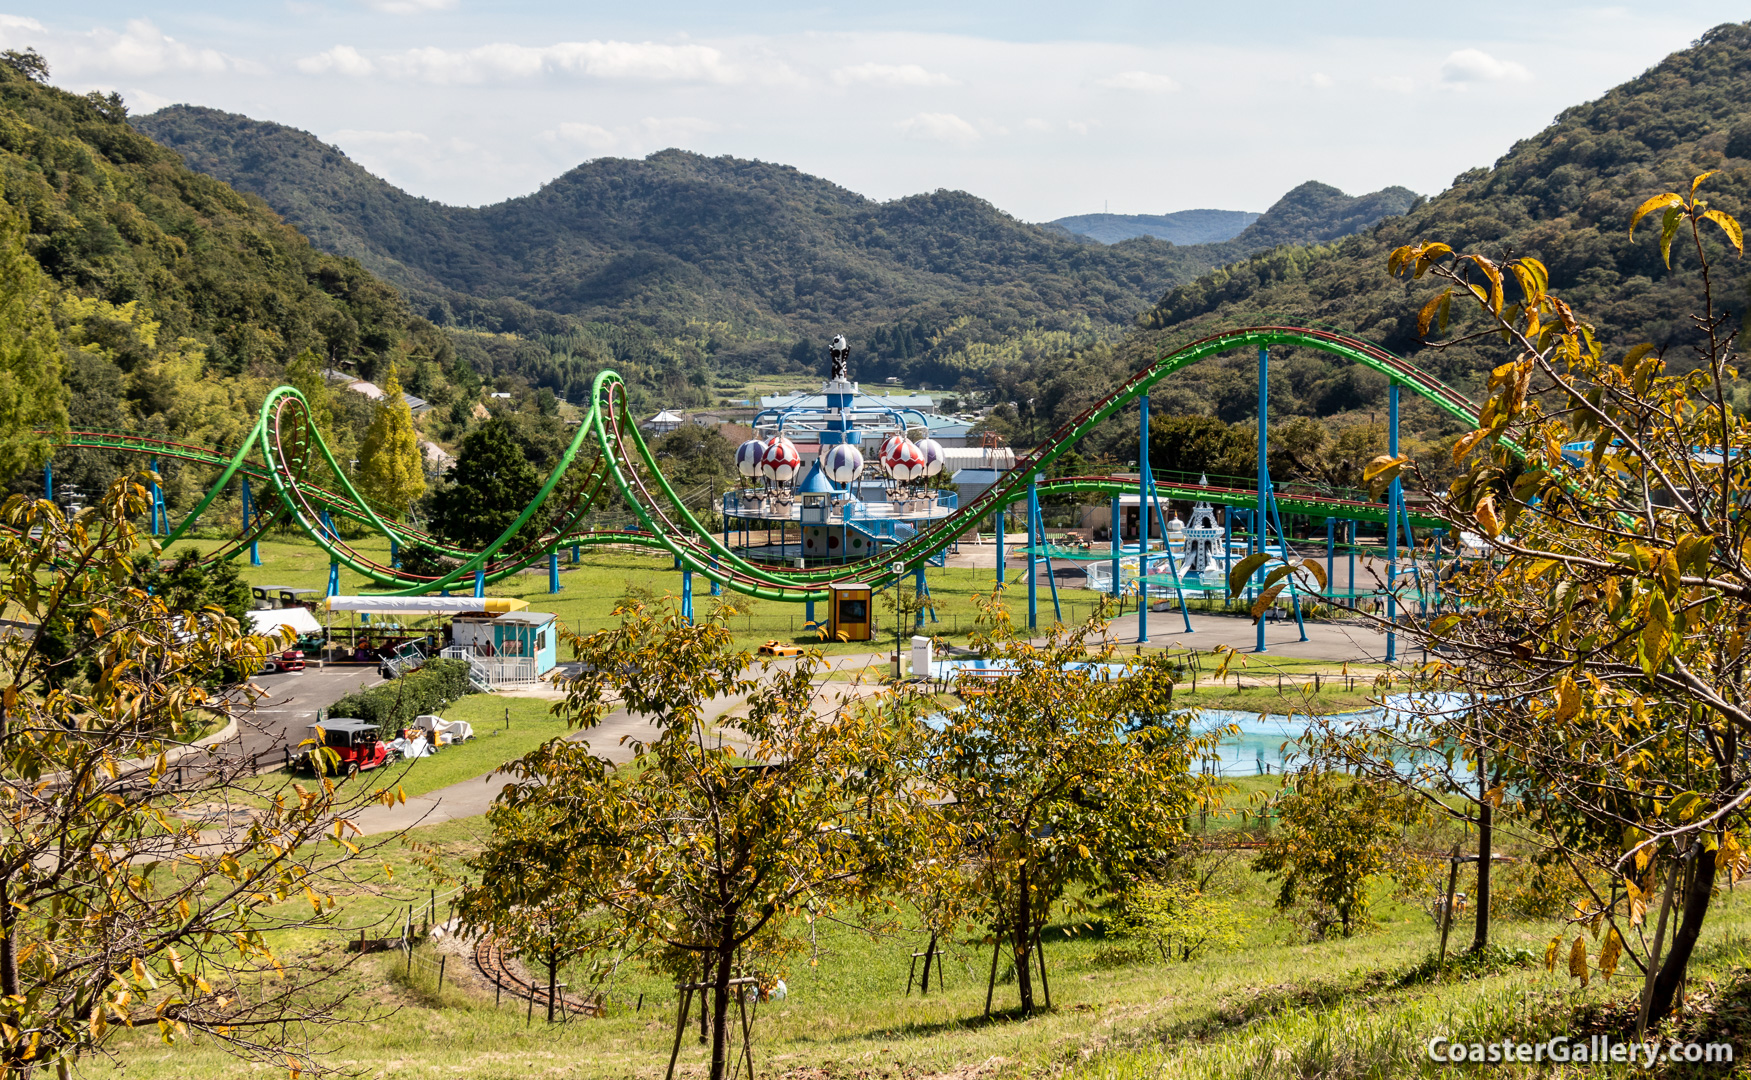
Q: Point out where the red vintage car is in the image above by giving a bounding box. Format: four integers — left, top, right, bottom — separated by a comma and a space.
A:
299, 719, 393, 774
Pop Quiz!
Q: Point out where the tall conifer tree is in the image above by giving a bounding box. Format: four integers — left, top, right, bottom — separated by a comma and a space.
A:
355, 363, 425, 513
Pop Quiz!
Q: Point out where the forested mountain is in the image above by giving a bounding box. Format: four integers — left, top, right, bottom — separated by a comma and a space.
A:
132, 107, 1417, 393
973, 23, 1751, 480
0, 51, 476, 506
1047, 208, 1259, 245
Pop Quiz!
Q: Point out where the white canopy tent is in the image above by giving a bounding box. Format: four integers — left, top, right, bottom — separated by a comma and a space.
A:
246, 607, 323, 638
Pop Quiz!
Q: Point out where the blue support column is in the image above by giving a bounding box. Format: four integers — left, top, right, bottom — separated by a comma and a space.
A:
474, 568, 485, 598
806, 597, 815, 629
1387, 380, 1400, 662
549, 551, 560, 593
682, 568, 693, 624
572, 543, 581, 564
710, 554, 721, 597
1139, 393, 1150, 644
1031, 484, 1062, 625
242, 478, 261, 565
1433, 528, 1445, 613
42, 459, 51, 501
1348, 520, 1357, 611
1109, 494, 1121, 603
149, 458, 163, 535
995, 502, 1005, 584
1145, 473, 1193, 633
1256, 348, 1269, 654
327, 560, 339, 596
1223, 509, 1233, 607
1325, 517, 1335, 595
1265, 488, 1308, 642
914, 566, 927, 629
1027, 474, 1039, 630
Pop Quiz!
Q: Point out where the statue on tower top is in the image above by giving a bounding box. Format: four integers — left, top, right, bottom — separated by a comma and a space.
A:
829, 334, 850, 383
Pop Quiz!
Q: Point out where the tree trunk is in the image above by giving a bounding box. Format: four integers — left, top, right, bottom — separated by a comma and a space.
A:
709, 947, 734, 1080
1647, 847, 1716, 1026
0, 874, 17, 998
1470, 803, 1492, 954
1013, 869, 1035, 1016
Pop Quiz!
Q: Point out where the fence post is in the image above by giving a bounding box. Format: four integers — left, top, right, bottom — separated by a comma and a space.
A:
438, 955, 446, 991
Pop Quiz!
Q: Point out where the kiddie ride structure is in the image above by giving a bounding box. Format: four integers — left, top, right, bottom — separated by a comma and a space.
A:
47, 325, 1479, 660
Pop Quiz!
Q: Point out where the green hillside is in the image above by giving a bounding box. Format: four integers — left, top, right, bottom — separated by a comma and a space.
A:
1132, 22, 1751, 411
970, 22, 1751, 481
0, 52, 483, 504
132, 107, 1417, 392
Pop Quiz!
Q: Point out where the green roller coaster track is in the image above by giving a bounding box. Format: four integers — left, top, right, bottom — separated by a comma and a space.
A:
49, 325, 1478, 603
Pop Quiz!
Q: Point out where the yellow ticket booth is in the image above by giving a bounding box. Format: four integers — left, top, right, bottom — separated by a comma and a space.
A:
827, 582, 873, 642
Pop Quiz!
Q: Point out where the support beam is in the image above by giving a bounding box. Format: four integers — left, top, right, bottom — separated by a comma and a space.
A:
682, 568, 693, 624
1256, 348, 1268, 654
243, 477, 260, 566
549, 551, 560, 594
42, 459, 51, 501
1387, 380, 1400, 662
1109, 494, 1121, 603
1139, 393, 1150, 644
1027, 473, 1038, 630
474, 568, 486, 598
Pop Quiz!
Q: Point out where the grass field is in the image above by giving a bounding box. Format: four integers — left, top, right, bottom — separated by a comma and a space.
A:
97, 798, 1751, 1080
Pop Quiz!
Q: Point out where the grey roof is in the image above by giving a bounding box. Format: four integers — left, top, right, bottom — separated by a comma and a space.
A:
494, 611, 559, 625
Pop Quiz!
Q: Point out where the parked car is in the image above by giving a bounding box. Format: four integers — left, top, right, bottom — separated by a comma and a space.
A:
297, 719, 392, 774
260, 649, 306, 674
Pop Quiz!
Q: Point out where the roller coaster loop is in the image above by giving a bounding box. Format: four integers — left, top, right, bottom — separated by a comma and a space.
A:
47, 325, 1482, 604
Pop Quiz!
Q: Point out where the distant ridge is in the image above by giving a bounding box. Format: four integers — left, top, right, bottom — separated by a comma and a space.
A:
132, 105, 1416, 387
1048, 209, 1259, 246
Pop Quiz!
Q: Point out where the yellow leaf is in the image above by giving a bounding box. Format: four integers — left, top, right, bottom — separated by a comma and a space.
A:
1661, 205, 1684, 269
1691, 170, 1720, 197
1629, 192, 1683, 238
1544, 935, 1561, 972
1599, 927, 1623, 981
1451, 428, 1490, 465
1475, 495, 1502, 538
1554, 675, 1581, 723
1417, 289, 1452, 336
1702, 209, 1743, 257
1568, 935, 1589, 988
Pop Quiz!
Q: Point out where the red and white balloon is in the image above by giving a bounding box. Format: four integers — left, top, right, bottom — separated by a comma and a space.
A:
882, 437, 927, 482
759, 435, 801, 483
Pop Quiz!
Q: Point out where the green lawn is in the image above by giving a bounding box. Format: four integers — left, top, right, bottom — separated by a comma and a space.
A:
97, 802, 1751, 1080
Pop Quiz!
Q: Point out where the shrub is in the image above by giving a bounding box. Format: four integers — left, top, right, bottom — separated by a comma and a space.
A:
327, 658, 474, 730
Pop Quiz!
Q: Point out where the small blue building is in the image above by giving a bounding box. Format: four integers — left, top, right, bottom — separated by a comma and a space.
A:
450, 610, 560, 675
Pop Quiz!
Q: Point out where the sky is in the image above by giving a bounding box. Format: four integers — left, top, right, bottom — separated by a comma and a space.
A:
1, 4, 1745, 221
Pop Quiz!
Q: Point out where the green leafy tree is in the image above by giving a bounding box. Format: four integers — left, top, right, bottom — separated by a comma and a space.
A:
0, 475, 404, 1075
460, 603, 946, 1080
1252, 770, 1413, 939
0, 194, 66, 482
430, 417, 541, 549
925, 595, 1225, 1015
354, 363, 425, 514
1369, 172, 1751, 1028
1109, 878, 1250, 962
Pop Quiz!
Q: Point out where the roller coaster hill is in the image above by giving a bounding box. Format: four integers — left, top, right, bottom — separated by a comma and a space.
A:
46, 324, 1480, 661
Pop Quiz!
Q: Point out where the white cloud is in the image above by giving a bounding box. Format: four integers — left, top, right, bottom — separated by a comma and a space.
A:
1096, 70, 1179, 93
539, 116, 720, 157
62, 19, 234, 77
1440, 48, 1531, 83
298, 45, 375, 77
0, 15, 45, 33
357, 0, 457, 13
1308, 72, 1333, 89
302, 40, 781, 85
1023, 117, 1052, 132
123, 86, 173, 112
832, 62, 953, 88
896, 111, 979, 145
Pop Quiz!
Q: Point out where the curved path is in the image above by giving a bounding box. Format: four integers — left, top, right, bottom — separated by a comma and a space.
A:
50, 324, 1477, 601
